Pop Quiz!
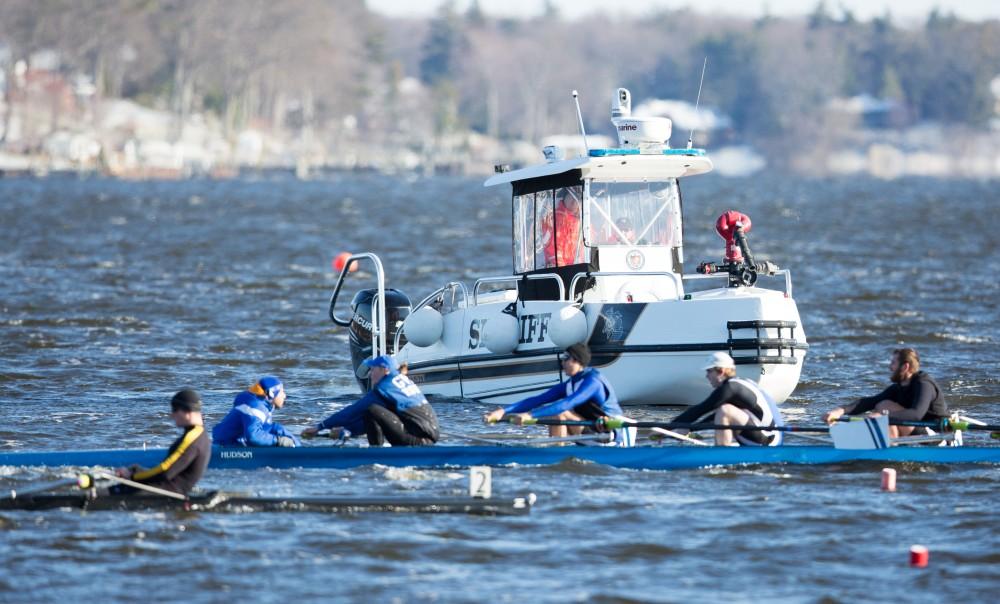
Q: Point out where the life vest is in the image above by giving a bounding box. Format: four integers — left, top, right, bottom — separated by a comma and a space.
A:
730, 377, 784, 447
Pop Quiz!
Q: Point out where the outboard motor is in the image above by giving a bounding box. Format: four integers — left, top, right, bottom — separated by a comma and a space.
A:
348, 288, 411, 390
697, 211, 779, 287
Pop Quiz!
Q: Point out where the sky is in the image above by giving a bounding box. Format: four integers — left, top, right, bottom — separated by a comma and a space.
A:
367, 0, 1000, 23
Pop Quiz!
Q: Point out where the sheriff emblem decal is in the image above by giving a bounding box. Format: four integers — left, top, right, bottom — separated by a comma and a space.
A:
626, 249, 645, 270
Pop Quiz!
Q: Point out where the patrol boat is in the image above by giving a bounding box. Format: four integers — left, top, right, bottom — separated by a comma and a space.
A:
328, 88, 808, 405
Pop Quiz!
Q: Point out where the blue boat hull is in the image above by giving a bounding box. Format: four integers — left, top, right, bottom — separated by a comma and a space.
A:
1, 445, 998, 471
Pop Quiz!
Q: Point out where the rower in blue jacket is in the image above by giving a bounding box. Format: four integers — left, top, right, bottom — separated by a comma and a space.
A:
212, 376, 300, 447
301, 355, 439, 446
484, 344, 635, 446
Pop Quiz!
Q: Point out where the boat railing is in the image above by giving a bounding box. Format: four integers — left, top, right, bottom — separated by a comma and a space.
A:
414, 281, 469, 313
568, 271, 684, 302
473, 274, 565, 305
327, 252, 388, 358
683, 269, 793, 298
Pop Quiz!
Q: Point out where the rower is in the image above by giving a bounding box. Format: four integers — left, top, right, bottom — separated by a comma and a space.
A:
301, 355, 439, 446
484, 344, 634, 445
822, 348, 949, 438
672, 352, 784, 446
212, 376, 299, 447
113, 389, 211, 495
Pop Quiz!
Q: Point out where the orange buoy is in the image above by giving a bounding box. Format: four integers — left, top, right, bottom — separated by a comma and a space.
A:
332, 252, 357, 273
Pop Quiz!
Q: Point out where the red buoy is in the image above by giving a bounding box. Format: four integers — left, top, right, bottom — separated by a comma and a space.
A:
332, 252, 357, 274
881, 468, 897, 492
909, 545, 929, 568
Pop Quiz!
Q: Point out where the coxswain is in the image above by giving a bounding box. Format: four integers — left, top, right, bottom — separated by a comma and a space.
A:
822, 348, 948, 438
113, 389, 211, 495
484, 344, 634, 445
671, 352, 784, 446
301, 355, 439, 446
212, 376, 299, 447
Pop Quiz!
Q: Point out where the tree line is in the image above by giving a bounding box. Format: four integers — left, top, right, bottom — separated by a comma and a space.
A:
1, 0, 997, 155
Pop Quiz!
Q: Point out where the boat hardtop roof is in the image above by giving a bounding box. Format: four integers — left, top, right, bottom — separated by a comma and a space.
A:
484, 148, 713, 187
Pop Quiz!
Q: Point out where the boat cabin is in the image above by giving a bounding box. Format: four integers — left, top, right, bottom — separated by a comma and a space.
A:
484, 150, 712, 303
483, 87, 713, 303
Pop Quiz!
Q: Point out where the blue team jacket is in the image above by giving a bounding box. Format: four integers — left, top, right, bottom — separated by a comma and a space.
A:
317, 371, 431, 435
503, 367, 622, 418
212, 391, 300, 447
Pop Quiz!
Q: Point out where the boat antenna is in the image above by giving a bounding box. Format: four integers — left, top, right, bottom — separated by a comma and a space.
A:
687, 57, 708, 150
572, 90, 589, 156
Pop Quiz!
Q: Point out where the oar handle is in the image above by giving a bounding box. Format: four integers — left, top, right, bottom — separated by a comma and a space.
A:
8, 475, 92, 500
627, 421, 830, 432
495, 416, 829, 433
494, 416, 607, 428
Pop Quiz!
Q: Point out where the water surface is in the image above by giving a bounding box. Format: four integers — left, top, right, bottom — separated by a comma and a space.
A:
1, 174, 997, 602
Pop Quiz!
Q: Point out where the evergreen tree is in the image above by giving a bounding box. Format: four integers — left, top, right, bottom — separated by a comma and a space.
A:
465, 0, 485, 27
419, 2, 467, 86
692, 33, 779, 136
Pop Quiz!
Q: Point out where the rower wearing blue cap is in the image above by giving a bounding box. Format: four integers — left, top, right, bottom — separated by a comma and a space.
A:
301, 355, 439, 446
212, 376, 300, 447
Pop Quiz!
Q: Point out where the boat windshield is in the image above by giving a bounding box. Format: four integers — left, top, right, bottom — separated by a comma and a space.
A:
512, 185, 586, 273
584, 180, 682, 248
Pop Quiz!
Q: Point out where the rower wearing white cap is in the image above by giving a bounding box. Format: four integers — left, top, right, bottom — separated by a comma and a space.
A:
671, 352, 785, 446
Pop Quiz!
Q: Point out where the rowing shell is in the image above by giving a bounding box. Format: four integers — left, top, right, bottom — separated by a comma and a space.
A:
1, 445, 998, 471
0, 491, 534, 515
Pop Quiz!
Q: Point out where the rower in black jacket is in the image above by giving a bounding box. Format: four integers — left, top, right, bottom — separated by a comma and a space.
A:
823, 348, 948, 438
113, 389, 212, 495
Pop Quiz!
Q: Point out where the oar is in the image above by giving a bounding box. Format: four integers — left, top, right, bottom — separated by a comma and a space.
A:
510, 433, 612, 445
440, 430, 520, 446
838, 417, 1000, 433
493, 416, 832, 433
92, 471, 187, 501
648, 427, 711, 446
441, 430, 612, 446
7, 475, 93, 500
302, 428, 350, 443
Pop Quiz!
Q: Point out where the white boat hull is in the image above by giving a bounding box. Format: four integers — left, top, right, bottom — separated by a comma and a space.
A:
401, 285, 807, 406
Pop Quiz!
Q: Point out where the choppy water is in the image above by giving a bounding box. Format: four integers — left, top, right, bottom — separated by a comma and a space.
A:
1, 174, 998, 603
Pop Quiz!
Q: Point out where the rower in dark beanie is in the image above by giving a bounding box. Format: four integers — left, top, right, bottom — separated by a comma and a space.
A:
484, 344, 633, 444
113, 389, 212, 495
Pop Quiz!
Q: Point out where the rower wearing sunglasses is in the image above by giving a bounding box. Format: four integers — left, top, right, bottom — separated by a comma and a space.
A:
671, 352, 785, 446
484, 344, 635, 446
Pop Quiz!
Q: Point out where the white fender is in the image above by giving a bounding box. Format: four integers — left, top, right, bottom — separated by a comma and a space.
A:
403, 307, 443, 347
548, 305, 588, 348
483, 311, 519, 354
